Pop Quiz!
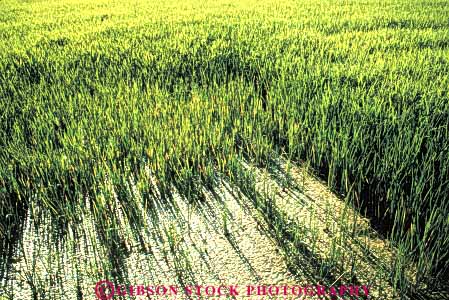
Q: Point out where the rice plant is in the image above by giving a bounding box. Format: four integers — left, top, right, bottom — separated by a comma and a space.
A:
1, 0, 448, 298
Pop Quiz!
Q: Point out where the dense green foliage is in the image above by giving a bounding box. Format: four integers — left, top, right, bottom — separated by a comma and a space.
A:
1, 0, 448, 296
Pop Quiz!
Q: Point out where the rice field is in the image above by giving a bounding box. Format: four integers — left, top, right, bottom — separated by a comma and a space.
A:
0, 0, 448, 299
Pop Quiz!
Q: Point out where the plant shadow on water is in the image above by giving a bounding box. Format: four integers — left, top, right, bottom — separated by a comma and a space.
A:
168, 168, 345, 289
0, 192, 28, 284
263, 159, 449, 300
226, 181, 342, 286
1, 160, 447, 300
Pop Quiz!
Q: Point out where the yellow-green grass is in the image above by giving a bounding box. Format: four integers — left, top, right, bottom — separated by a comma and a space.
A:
0, 0, 448, 297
